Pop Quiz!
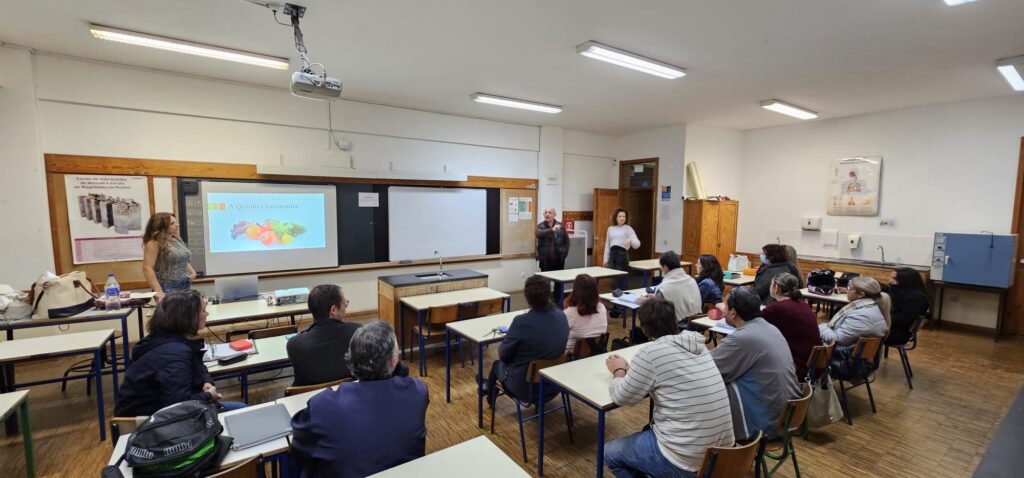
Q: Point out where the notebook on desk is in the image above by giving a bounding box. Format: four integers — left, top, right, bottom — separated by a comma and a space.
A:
224, 403, 292, 450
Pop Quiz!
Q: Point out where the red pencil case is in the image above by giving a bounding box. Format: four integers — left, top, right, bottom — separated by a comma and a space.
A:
229, 339, 253, 351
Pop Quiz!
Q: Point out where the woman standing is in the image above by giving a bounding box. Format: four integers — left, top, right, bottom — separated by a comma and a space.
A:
142, 212, 196, 302
694, 254, 724, 304
603, 208, 641, 291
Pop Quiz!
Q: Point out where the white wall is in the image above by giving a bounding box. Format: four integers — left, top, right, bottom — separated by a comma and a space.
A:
684, 124, 743, 199
615, 124, 687, 253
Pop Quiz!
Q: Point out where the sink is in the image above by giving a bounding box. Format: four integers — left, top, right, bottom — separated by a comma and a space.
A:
414, 272, 453, 280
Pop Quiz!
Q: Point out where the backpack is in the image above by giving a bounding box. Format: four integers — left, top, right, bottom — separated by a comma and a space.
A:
30, 271, 97, 319
107, 400, 232, 478
806, 269, 836, 295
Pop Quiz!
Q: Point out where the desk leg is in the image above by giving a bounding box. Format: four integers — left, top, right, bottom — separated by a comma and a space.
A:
120, 315, 131, 368
445, 329, 451, 403
537, 377, 546, 476
398, 303, 407, 360
19, 400, 34, 478
643, 270, 650, 288
504, 297, 511, 313
595, 410, 606, 478
477, 343, 485, 429
241, 372, 249, 404
94, 350, 106, 441
6, 329, 12, 341
417, 310, 427, 377
631, 308, 638, 331
936, 287, 945, 323
110, 337, 119, 405
136, 306, 145, 339
995, 290, 1007, 342
557, 282, 566, 310
3, 363, 15, 435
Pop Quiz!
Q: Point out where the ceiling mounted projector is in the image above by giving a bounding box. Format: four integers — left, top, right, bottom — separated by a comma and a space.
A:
291, 71, 341, 100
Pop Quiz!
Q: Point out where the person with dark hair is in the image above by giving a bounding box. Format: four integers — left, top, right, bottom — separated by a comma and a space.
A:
115, 290, 245, 416
760, 273, 821, 379
695, 254, 724, 304
287, 284, 362, 386
638, 251, 701, 322
290, 321, 428, 478
485, 275, 569, 406
564, 274, 608, 354
752, 243, 802, 304
883, 267, 930, 347
536, 207, 571, 272
142, 212, 196, 302
604, 298, 734, 477
711, 288, 800, 441
604, 208, 641, 314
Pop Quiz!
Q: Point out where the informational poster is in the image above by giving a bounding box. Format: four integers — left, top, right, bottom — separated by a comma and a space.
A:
660, 185, 672, 201
827, 157, 882, 216
65, 175, 151, 264
507, 197, 519, 222
357, 192, 379, 208
518, 197, 533, 221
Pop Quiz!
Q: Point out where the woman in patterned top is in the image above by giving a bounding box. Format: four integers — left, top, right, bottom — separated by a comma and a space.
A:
142, 212, 196, 302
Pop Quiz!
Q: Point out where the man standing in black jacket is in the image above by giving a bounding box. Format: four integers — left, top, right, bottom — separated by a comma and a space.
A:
287, 284, 362, 386
536, 207, 571, 272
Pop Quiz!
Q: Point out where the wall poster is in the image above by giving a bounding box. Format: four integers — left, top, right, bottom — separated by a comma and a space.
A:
65, 175, 151, 264
827, 156, 882, 216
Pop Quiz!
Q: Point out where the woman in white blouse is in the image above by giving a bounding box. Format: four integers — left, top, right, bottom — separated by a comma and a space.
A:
604, 208, 641, 300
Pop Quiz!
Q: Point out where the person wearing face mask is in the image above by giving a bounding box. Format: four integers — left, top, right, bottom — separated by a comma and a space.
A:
535, 207, 571, 272
604, 208, 641, 317
752, 244, 801, 305
711, 288, 801, 441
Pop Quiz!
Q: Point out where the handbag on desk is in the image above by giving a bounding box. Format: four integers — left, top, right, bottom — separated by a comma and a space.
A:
30, 271, 97, 319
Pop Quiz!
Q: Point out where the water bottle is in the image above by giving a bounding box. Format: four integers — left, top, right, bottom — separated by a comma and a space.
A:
104, 273, 121, 311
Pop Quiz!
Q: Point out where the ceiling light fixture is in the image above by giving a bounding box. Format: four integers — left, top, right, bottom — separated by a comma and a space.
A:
89, 24, 290, 70
943, 0, 979, 6
996, 55, 1024, 92
576, 41, 686, 79
759, 99, 819, 120
470, 93, 562, 114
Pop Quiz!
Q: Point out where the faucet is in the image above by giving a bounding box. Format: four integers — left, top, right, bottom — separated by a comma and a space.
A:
434, 250, 444, 278
877, 245, 886, 264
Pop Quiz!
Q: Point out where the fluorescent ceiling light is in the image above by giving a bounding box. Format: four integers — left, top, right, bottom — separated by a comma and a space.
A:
576, 41, 686, 79
470, 93, 562, 114
997, 56, 1024, 92
89, 24, 289, 70
760, 99, 819, 120
944, 0, 979, 6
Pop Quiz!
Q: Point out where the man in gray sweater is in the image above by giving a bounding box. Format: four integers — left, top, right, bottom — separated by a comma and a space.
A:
711, 288, 801, 441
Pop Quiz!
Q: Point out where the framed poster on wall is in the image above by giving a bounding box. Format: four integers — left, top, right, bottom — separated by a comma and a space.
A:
827, 156, 882, 216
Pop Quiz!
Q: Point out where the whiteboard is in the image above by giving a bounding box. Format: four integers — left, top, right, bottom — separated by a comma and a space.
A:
388, 186, 488, 261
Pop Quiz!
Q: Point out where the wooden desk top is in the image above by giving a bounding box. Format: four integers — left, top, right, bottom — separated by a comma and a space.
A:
799, 289, 850, 304
206, 335, 290, 375
400, 287, 509, 311
0, 329, 113, 362
628, 259, 692, 271
540, 345, 641, 410
368, 436, 529, 477
535, 267, 627, 283
446, 310, 527, 343
724, 275, 756, 286
0, 390, 28, 420
205, 300, 308, 326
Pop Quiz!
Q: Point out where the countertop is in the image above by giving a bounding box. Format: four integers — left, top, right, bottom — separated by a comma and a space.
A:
798, 254, 930, 272
378, 268, 488, 287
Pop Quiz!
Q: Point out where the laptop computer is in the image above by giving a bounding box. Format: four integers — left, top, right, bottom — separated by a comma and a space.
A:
223, 403, 292, 450
214, 275, 259, 303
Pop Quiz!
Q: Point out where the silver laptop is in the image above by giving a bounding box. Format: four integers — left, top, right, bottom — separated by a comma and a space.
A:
214, 275, 259, 303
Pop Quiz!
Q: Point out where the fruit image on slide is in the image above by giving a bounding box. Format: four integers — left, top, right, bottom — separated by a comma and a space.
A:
230, 219, 307, 247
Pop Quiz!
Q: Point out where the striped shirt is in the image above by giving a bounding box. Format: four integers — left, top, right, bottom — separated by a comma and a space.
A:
609, 331, 735, 471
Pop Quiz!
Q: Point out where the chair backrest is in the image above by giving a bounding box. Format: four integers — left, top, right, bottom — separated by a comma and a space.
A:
205, 456, 261, 478
777, 383, 814, 435
571, 333, 610, 360
457, 301, 480, 321
426, 304, 460, 327
854, 336, 884, 366
526, 355, 568, 384
696, 431, 763, 478
478, 297, 505, 316
284, 377, 353, 397
248, 325, 298, 341
806, 340, 835, 382
109, 416, 148, 443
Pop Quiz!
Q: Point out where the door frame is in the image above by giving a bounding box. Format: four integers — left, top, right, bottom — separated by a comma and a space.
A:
1006, 137, 1024, 335
618, 157, 659, 258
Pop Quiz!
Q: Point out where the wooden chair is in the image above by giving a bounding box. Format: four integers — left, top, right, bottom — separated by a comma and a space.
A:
109, 416, 148, 443
696, 430, 763, 478
569, 333, 610, 361
411, 304, 460, 376
762, 383, 814, 478
805, 340, 836, 384
478, 297, 506, 316
283, 377, 353, 397
884, 317, 924, 390
490, 355, 574, 463
247, 325, 298, 341
205, 456, 262, 478
836, 336, 884, 425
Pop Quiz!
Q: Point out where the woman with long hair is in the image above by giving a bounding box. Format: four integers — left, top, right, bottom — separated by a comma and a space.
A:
604, 208, 641, 317
564, 274, 608, 353
142, 212, 196, 302
694, 254, 724, 304
884, 267, 930, 346
752, 243, 801, 304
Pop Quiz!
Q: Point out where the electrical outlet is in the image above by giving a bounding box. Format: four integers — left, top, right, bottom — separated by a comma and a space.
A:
879, 218, 896, 228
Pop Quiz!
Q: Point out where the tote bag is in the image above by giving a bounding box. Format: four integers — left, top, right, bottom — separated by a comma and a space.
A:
806, 374, 844, 428
30, 271, 97, 319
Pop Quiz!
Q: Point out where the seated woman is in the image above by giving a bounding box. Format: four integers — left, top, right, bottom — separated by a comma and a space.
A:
563, 274, 608, 354
115, 290, 244, 417
760, 273, 821, 380
819, 276, 891, 347
694, 254, 724, 305
883, 267, 930, 347
753, 244, 802, 304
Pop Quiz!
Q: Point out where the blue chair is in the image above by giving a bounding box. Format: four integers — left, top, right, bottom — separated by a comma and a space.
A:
490, 356, 575, 463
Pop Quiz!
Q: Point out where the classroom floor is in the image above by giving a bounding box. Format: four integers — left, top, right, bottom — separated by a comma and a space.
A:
2, 296, 1024, 478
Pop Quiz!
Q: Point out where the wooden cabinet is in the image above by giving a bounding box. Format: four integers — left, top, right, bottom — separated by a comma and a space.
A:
682, 199, 739, 268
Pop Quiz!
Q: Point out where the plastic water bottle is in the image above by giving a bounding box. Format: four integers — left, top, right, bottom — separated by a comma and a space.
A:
104, 273, 121, 311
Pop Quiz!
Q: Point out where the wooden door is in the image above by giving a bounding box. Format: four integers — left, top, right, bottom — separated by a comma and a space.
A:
592, 188, 622, 267
625, 189, 655, 260
1004, 138, 1024, 335
716, 201, 739, 268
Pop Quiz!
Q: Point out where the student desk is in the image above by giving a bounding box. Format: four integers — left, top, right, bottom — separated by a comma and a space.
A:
1, 390, 34, 477
723, 274, 756, 287
0, 329, 116, 441
689, 316, 736, 340
628, 259, 693, 286
368, 436, 529, 477
444, 309, 525, 428
537, 345, 641, 477
536, 267, 628, 309
207, 335, 291, 403
799, 288, 850, 317
398, 287, 510, 369
205, 300, 309, 328
598, 288, 647, 330
1, 306, 142, 368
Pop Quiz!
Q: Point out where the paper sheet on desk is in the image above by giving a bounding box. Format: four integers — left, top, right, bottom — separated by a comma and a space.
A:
203, 343, 257, 362
618, 292, 641, 303
129, 292, 157, 300
708, 319, 736, 335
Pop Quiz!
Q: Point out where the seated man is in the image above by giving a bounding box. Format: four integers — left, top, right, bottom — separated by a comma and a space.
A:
286, 284, 361, 386
711, 288, 801, 441
290, 321, 428, 478
633, 251, 702, 343
605, 298, 735, 478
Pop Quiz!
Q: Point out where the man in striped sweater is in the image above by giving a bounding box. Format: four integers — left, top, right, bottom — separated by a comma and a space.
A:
604, 298, 735, 478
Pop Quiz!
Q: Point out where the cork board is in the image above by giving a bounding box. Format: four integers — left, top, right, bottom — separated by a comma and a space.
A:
501, 188, 538, 255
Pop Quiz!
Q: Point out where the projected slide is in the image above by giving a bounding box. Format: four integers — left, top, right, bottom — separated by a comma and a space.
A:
207, 193, 326, 253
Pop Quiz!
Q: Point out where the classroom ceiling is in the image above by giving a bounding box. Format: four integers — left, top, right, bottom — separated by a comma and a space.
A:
2, 0, 1024, 133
